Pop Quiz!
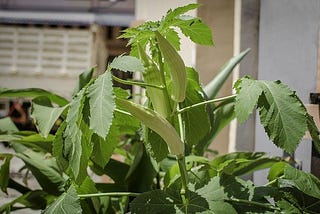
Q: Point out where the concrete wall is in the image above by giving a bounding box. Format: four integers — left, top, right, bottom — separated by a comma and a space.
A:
197, 0, 235, 154
135, 0, 196, 67
254, 0, 320, 184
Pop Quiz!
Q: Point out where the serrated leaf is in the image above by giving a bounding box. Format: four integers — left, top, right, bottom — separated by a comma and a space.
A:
31, 96, 67, 138
182, 68, 211, 146
43, 185, 82, 214
91, 124, 119, 168
130, 187, 210, 213
52, 122, 68, 171
174, 17, 213, 45
145, 128, 169, 162
64, 87, 87, 180
281, 164, 320, 199
306, 113, 320, 154
163, 3, 199, 23
0, 88, 68, 106
236, 78, 308, 154
87, 72, 115, 139
165, 28, 180, 50
235, 78, 263, 123
0, 154, 12, 194
110, 55, 144, 73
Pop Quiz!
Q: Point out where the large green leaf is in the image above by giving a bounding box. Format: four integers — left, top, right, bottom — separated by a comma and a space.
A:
52, 121, 68, 171
73, 67, 94, 97
64, 87, 93, 182
0, 190, 48, 212
0, 117, 18, 132
87, 72, 115, 139
234, 78, 263, 123
204, 49, 250, 99
280, 164, 320, 200
130, 187, 210, 213
235, 78, 308, 154
43, 185, 82, 214
0, 154, 12, 194
182, 67, 211, 147
12, 144, 65, 196
0, 88, 68, 106
209, 152, 281, 177
31, 96, 67, 138
110, 55, 144, 73
91, 124, 119, 168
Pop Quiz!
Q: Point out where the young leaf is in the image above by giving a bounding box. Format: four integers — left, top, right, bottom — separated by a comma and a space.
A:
12, 144, 65, 196
0, 88, 68, 106
31, 96, 67, 138
235, 78, 307, 154
173, 17, 213, 45
204, 49, 250, 99
63, 88, 87, 180
73, 67, 94, 97
43, 185, 82, 214
110, 55, 144, 73
0, 154, 12, 194
162, 3, 200, 24
87, 72, 115, 139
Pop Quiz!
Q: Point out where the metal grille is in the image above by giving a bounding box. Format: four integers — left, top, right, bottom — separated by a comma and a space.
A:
0, 25, 93, 77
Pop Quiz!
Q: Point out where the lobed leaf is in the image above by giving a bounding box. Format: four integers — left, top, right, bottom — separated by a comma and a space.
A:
235, 78, 308, 154
43, 185, 82, 214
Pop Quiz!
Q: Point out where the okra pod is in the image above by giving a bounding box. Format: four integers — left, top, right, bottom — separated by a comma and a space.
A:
155, 31, 187, 103
117, 98, 184, 156
138, 45, 171, 118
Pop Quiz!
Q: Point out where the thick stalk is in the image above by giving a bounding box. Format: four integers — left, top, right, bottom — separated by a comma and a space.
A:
176, 104, 188, 209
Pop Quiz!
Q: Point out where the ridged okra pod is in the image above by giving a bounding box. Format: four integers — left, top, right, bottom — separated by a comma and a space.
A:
155, 31, 187, 103
117, 98, 184, 156
138, 45, 171, 118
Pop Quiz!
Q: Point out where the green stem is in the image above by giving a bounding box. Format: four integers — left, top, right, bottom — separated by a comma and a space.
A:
115, 108, 132, 116
78, 192, 140, 198
176, 104, 188, 209
264, 175, 284, 186
177, 94, 237, 114
112, 75, 164, 90
225, 198, 280, 211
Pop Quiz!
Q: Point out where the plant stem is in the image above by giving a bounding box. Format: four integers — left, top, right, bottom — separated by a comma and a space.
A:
177, 94, 237, 114
112, 74, 164, 89
176, 104, 189, 208
78, 192, 140, 198
225, 198, 280, 211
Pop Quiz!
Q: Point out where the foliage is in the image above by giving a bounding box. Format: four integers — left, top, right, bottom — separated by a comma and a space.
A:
0, 3, 320, 214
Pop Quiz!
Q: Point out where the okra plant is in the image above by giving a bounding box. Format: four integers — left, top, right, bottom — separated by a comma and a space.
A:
1, 3, 320, 213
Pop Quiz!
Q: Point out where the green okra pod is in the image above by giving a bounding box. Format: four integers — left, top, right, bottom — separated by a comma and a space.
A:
155, 31, 187, 103
117, 98, 184, 156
